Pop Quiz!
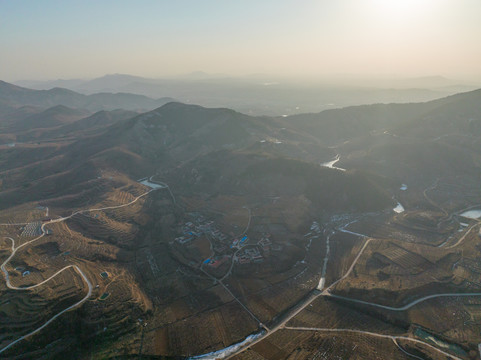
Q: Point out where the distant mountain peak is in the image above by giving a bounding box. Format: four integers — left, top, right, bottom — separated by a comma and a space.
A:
99, 73, 147, 80
42, 104, 87, 114
0, 79, 174, 112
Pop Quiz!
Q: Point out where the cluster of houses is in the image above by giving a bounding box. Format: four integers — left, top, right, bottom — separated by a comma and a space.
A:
258, 236, 272, 255
236, 247, 263, 264
174, 218, 216, 245
233, 235, 274, 265
175, 213, 280, 268
231, 235, 249, 249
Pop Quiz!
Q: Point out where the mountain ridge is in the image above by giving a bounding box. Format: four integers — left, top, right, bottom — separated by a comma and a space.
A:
0, 80, 176, 112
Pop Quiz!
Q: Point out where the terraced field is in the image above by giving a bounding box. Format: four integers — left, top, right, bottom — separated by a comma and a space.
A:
0, 175, 165, 357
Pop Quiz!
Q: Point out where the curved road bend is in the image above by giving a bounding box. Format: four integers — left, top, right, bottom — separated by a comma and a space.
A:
322, 238, 372, 294
393, 338, 425, 360
224, 230, 476, 359
326, 292, 481, 312
283, 327, 463, 360
422, 179, 481, 249
0, 265, 92, 355
1, 188, 157, 288
231, 206, 251, 239
445, 221, 480, 249
0, 183, 163, 354
223, 236, 372, 359
148, 176, 176, 204
322, 236, 481, 311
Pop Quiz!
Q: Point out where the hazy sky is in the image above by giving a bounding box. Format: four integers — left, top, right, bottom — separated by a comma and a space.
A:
1, 0, 481, 81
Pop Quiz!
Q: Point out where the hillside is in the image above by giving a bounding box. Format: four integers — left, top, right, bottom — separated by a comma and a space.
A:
0, 80, 175, 113
6, 105, 90, 132
62, 102, 330, 172
1, 88, 481, 359
280, 88, 481, 187
283, 88, 481, 146
14, 73, 471, 116
168, 150, 394, 213
16, 109, 138, 143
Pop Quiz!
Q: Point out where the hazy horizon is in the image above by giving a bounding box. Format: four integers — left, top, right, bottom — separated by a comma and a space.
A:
3, 2, 481, 359
10, 71, 481, 85
2, 0, 481, 83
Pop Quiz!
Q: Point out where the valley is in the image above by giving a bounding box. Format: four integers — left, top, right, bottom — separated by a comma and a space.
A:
1, 81, 481, 359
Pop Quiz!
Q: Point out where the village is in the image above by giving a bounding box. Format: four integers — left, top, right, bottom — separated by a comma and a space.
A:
171, 213, 281, 277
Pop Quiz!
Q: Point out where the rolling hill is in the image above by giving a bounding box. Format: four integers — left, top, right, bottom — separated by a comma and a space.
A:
1, 84, 481, 359
0, 80, 175, 113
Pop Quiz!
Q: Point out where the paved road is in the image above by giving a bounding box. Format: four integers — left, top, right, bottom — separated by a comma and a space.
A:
392, 338, 425, 360
283, 326, 463, 360
0, 265, 92, 355
223, 229, 370, 359
321, 236, 481, 311
147, 175, 176, 204
422, 179, 481, 249
199, 265, 266, 331
445, 221, 480, 249
202, 194, 481, 359
223, 227, 472, 360
0, 187, 165, 227
322, 238, 371, 294
2, 179, 472, 358
218, 206, 252, 282
224, 291, 321, 359
327, 292, 481, 312
0, 182, 163, 354
219, 247, 241, 282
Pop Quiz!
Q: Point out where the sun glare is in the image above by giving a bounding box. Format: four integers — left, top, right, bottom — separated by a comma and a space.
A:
368, 0, 436, 21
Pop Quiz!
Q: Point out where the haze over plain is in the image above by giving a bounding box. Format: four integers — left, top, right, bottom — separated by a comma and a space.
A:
1, 0, 481, 82
3, 1, 481, 359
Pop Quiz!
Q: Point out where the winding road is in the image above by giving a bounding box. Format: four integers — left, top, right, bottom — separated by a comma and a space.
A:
283, 327, 463, 360
445, 220, 480, 249
219, 218, 478, 360
326, 292, 481, 312
422, 179, 481, 249
321, 236, 481, 311
0, 179, 166, 355
3, 175, 476, 358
